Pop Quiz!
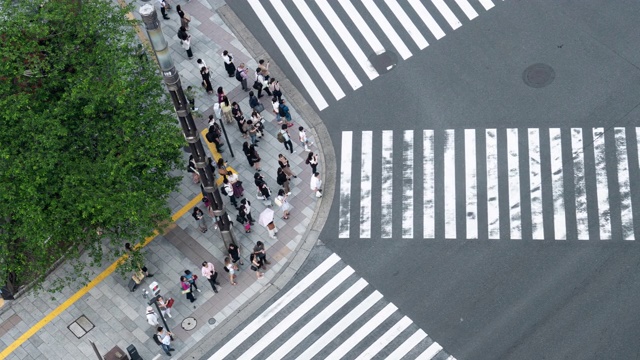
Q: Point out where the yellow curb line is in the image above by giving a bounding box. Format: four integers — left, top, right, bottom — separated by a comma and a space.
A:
0, 195, 203, 359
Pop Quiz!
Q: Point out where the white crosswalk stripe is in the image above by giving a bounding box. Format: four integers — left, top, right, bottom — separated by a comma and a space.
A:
208, 253, 456, 360
249, 0, 500, 110
338, 128, 640, 241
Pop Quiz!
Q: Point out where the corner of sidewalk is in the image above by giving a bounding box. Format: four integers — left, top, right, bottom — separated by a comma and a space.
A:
179, 3, 337, 359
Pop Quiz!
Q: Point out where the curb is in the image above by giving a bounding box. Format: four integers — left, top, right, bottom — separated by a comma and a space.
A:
181, 4, 337, 358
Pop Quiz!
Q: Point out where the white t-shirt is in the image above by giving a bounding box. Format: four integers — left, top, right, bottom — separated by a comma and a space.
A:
310, 176, 322, 191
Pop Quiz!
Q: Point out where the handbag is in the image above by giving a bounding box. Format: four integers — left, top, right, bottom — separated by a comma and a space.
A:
253, 80, 262, 90
236, 214, 246, 224
254, 103, 265, 113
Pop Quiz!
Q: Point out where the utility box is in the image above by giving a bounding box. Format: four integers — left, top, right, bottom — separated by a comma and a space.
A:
126, 344, 142, 360
148, 281, 160, 297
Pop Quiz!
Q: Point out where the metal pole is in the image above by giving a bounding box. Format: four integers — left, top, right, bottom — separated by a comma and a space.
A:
149, 296, 170, 333
218, 118, 234, 158
138, 4, 234, 249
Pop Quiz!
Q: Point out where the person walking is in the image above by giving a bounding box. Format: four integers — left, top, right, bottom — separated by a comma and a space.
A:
201, 261, 220, 293
278, 99, 293, 127
235, 63, 249, 91
200, 66, 213, 94
188, 154, 199, 184
250, 252, 264, 279
237, 204, 251, 233
310, 172, 323, 198
146, 306, 159, 327
249, 91, 264, 113
184, 270, 201, 293
228, 170, 244, 198
220, 95, 233, 124
224, 256, 238, 285
298, 126, 313, 152
240, 198, 255, 224
157, 296, 173, 319
222, 50, 235, 77
276, 167, 291, 195
177, 26, 193, 59
180, 275, 197, 303
269, 78, 282, 102
279, 125, 295, 154
254, 240, 271, 266
272, 96, 283, 125
228, 243, 244, 266
158, 0, 170, 20
176, 5, 191, 30
258, 59, 270, 80
275, 189, 292, 219
254, 172, 272, 204
197, 58, 207, 71
243, 142, 254, 168
247, 120, 259, 146
217, 86, 225, 103
222, 177, 238, 209
253, 68, 271, 98
250, 144, 262, 171
185, 86, 198, 112
278, 154, 296, 179
192, 207, 207, 233
156, 327, 175, 356
251, 109, 265, 136
306, 152, 319, 174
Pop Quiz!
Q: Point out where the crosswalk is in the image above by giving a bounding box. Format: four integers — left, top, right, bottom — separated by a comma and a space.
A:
248, 0, 501, 110
339, 127, 640, 241
207, 253, 455, 360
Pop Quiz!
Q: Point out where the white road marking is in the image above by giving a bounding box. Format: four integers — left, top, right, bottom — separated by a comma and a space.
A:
408, 0, 446, 40
237, 266, 355, 360
325, 303, 397, 360
384, 329, 427, 360
615, 128, 634, 240
247, 0, 328, 110
549, 128, 566, 240
431, 0, 462, 30
338, 0, 386, 55
403, 131, 414, 238
571, 128, 589, 240
270, 0, 345, 101
361, 1, 413, 59
478, 0, 495, 11
381, 130, 394, 238
416, 341, 444, 359
296, 291, 383, 360
385, 0, 429, 50
528, 128, 544, 239
424, 130, 435, 238
207, 254, 340, 359
507, 128, 521, 239
465, 129, 478, 239
265, 279, 369, 360
360, 131, 373, 238
444, 130, 456, 238
593, 128, 611, 240
354, 316, 413, 360
292, 0, 362, 90
486, 129, 500, 239
315, 0, 379, 80
454, 0, 479, 20
339, 131, 353, 238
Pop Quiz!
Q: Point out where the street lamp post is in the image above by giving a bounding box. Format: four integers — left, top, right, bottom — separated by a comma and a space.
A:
138, 3, 234, 248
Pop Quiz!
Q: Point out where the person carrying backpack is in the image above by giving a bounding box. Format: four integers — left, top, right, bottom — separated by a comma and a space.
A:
278, 99, 293, 127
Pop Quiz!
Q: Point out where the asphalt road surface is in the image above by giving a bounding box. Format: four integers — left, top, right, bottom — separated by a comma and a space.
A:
229, 0, 640, 358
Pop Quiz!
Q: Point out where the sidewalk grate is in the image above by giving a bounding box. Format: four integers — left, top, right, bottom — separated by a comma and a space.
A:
67, 315, 94, 339
182, 317, 197, 331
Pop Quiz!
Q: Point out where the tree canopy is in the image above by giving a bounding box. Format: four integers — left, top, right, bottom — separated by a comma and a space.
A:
0, 0, 184, 292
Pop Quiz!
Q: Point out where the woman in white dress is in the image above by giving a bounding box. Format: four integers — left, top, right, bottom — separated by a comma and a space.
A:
275, 189, 291, 219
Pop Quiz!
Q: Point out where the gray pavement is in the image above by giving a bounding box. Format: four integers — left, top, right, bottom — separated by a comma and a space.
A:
228, 0, 640, 359
0, 0, 335, 359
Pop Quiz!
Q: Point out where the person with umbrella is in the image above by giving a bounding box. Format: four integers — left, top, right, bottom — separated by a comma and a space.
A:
258, 208, 278, 239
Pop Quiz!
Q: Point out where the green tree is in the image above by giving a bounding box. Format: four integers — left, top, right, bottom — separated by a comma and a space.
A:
0, 0, 184, 293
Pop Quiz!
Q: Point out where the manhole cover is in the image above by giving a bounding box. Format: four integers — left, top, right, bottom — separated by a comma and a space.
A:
68, 315, 94, 339
208, 318, 216, 325
368, 51, 398, 74
523, 63, 555, 88
181, 317, 197, 331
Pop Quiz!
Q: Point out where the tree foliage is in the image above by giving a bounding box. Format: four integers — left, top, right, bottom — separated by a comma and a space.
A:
0, 0, 184, 292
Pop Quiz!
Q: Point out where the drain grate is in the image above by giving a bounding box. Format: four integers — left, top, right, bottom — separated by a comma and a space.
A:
68, 315, 94, 339
523, 63, 555, 88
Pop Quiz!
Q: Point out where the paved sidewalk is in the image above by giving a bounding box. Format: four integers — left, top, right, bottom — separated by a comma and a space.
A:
0, 0, 335, 359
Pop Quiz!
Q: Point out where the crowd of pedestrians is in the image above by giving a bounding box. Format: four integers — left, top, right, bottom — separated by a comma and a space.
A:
143, 2, 324, 355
